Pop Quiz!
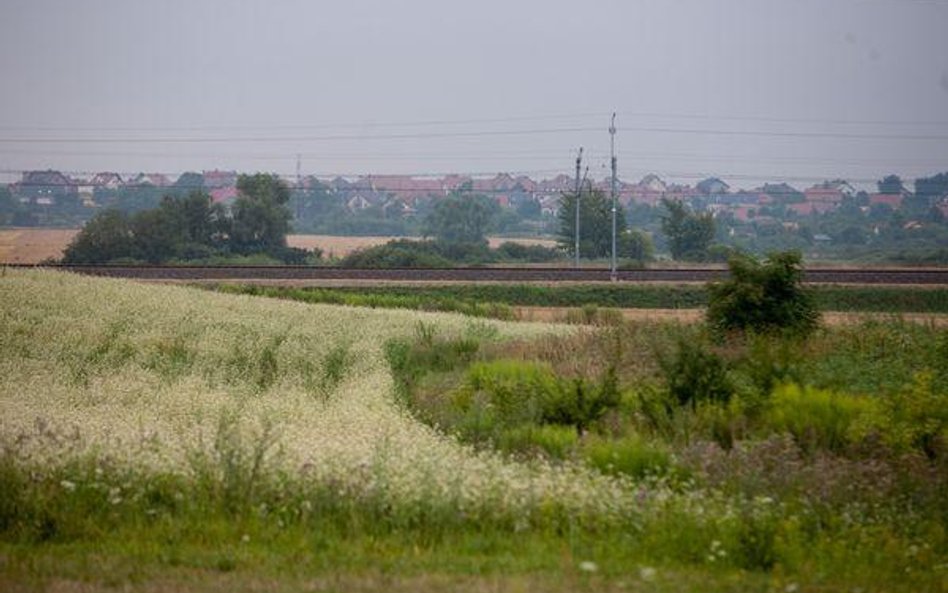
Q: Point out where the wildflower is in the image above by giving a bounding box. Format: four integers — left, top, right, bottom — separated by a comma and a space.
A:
579, 561, 598, 573
59, 479, 76, 492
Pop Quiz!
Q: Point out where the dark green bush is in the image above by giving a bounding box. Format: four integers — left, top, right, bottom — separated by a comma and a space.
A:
341, 240, 454, 268
707, 251, 820, 337
660, 336, 733, 409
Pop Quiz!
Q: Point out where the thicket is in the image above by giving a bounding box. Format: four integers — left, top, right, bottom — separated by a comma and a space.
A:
387, 318, 948, 527
338, 238, 562, 267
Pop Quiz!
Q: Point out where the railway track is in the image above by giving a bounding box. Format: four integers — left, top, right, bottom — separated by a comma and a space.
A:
7, 263, 948, 285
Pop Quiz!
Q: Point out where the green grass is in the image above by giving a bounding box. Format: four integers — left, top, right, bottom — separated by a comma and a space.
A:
211, 283, 948, 316
1, 452, 943, 593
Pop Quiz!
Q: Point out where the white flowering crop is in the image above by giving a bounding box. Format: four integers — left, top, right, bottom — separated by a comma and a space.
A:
0, 269, 642, 521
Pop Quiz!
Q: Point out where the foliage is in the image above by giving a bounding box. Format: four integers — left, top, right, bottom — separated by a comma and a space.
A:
582, 434, 676, 479
229, 173, 292, 255
762, 384, 878, 453
494, 241, 562, 262
62, 209, 135, 263
661, 198, 715, 261
877, 174, 905, 195
338, 238, 564, 267
914, 171, 948, 200
865, 373, 948, 459
340, 239, 454, 268
707, 251, 820, 337
422, 191, 499, 245
557, 187, 629, 258
61, 178, 309, 264
659, 335, 733, 408
391, 343, 622, 450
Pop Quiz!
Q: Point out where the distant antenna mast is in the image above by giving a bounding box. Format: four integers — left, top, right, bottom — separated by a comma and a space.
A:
610, 113, 618, 281
574, 147, 583, 268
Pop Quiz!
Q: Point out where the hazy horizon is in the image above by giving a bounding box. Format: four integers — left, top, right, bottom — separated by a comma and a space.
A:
2, 0, 947, 191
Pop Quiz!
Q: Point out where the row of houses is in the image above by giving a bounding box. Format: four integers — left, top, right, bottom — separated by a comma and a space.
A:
9, 169, 947, 219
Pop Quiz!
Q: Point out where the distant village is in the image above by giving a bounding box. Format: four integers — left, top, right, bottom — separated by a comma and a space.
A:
8, 168, 948, 224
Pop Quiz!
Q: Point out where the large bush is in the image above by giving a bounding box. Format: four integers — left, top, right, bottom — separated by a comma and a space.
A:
340, 240, 454, 268
707, 251, 820, 336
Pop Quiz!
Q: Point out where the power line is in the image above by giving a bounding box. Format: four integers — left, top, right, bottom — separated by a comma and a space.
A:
3, 125, 948, 144
3, 108, 948, 134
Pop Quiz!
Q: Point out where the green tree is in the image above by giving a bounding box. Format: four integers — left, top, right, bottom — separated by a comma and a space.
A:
557, 187, 628, 258
422, 191, 498, 245
619, 229, 654, 263
707, 251, 820, 337
130, 207, 180, 263
62, 210, 134, 263
174, 171, 205, 190
877, 174, 904, 195
660, 198, 715, 261
914, 172, 948, 200
230, 173, 292, 255
0, 185, 16, 225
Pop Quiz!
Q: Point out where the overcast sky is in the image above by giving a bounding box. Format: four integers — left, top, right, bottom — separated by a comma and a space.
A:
1, 0, 947, 190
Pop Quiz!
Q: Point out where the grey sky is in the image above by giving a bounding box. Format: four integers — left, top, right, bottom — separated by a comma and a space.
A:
1, 0, 947, 190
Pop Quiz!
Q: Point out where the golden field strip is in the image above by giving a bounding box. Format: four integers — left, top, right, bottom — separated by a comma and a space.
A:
0, 228, 557, 264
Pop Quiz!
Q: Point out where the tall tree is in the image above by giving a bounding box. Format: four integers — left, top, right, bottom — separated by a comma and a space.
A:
230, 173, 292, 255
62, 210, 134, 263
422, 191, 498, 245
0, 185, 15, 224
557, 187, 628, 259
660, 198, 715, 261
914, 172, 948, 200
877, 174, 905, 195
174, 171, 205, 190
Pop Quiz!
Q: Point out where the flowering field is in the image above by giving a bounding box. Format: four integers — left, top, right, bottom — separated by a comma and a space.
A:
1, 269, 946, 592
0, 269, 632, 518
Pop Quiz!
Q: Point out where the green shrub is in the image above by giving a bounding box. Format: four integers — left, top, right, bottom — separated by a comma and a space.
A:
707, 251, 820, 337
441, 359, 623, 448
763, 383, 879, 453
863, 373, 948, 459
582, 434, 675, 479
660, 335, 733, 409
495, 242, 562, 263
459, 360, 559, 429
497, 424, 579, 459
384, 326, 482, 406
540, 366, 621, 435
340, 240, 454, 268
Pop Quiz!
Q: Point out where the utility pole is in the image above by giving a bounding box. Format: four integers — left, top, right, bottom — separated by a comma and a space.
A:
610, 113, 618, 281
295, 153, 302, 220
574, 147, 583, 268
